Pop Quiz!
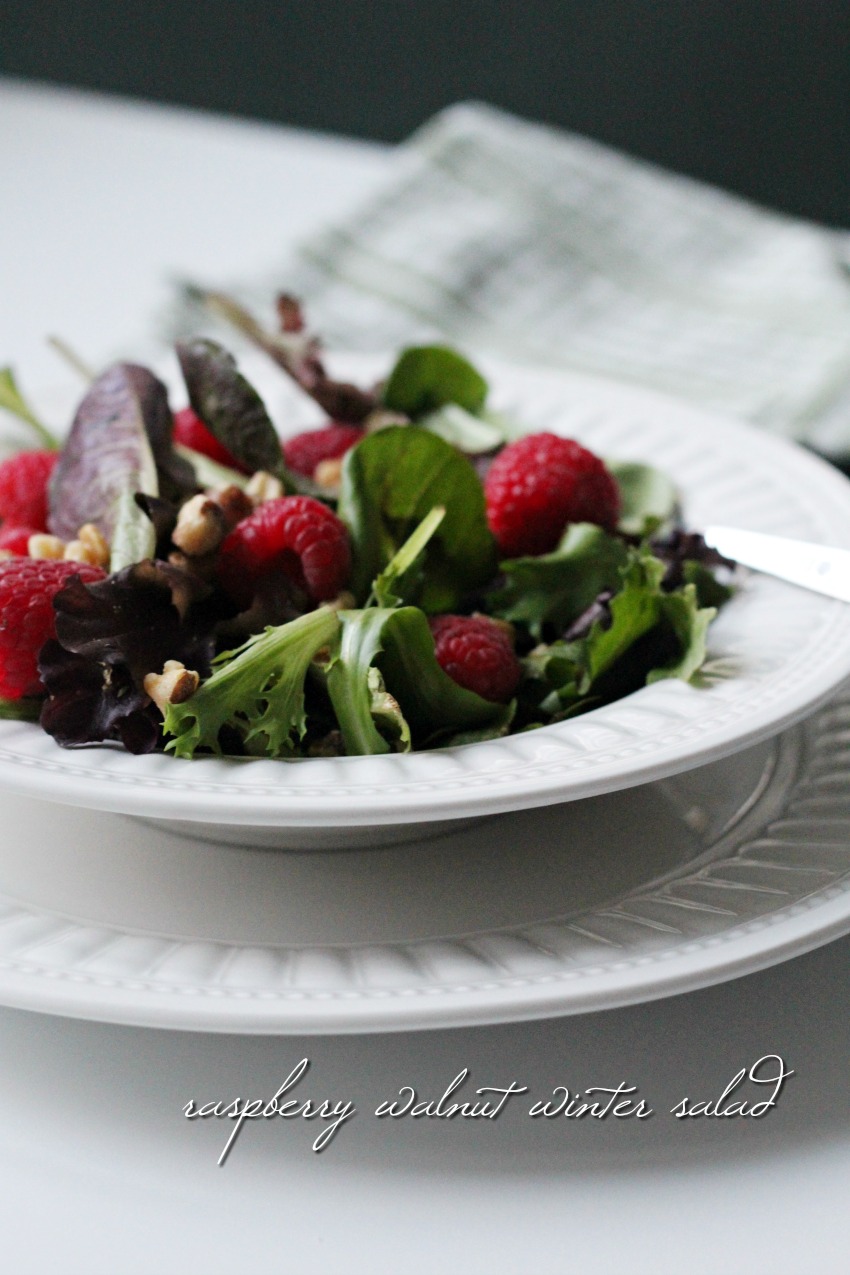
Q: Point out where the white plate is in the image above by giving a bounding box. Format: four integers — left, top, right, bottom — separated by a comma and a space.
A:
1, 690, 850, 1032
3, 358, 850, 848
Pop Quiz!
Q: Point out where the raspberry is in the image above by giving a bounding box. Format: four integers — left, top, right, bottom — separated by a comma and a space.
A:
484, 433, 620, 557
429, 614, 521, 704
0, 450, 58, 533
217, 495, 351, 608
172, 407, 247, 472
0, 558, 106, 699
0, 526, 39, 556
283, 423, 364, 477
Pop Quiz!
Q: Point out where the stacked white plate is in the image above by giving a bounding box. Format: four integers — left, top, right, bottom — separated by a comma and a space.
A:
2, 360, 850, 1032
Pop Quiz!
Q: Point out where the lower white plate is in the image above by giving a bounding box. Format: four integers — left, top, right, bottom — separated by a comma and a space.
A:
1, 687, 850, 1032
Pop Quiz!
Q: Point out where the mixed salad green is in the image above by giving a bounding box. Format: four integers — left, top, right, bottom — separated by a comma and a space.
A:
0, 295, 733, 759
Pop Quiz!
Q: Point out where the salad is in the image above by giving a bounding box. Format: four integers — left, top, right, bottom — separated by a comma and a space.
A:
0, 294, 733, 760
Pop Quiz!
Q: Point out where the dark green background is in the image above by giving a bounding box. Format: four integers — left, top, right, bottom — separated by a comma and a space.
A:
3, 1, 848, 225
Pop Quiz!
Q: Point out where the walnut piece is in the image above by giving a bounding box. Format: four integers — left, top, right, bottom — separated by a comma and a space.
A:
65, 523, 110, 568
314, 458, 343, 490
28, 533, 66, 560
143, 660, 200, 714
245, 470, 284, 507
172, 494, 227, 557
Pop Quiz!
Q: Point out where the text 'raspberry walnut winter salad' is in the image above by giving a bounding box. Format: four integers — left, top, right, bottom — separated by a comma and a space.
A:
0, 294, 732, 760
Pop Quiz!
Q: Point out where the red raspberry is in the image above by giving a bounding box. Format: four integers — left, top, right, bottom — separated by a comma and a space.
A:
0, 558, 106, 699
283, 423, 364, 477
0, 450, 58, 533
217, 495, 351, 608
0, 526, 39, 556
172, 407, 247, 472
484, 433, 620, 557
429, 614, 521, 704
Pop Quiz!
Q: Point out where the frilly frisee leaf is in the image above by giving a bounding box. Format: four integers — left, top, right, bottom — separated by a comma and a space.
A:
48, 363, 161, 541
175, 337, 293, 486
0, 366, 60, 449
609, 460, 679, 536
326, 607, 510, 755
163, 606, 340, 758
489, 523, 629, 635
338, 426, 496, 610
382, 345, 488, 418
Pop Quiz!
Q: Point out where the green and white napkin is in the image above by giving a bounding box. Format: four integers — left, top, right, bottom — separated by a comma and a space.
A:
177, 102, 850, 457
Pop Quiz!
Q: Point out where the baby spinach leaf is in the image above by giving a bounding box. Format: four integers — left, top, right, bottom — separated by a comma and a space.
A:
338, 426, 496, 610
48, 363, 161, 540
326, 606, 509, 754
175, 338, 290, 483
383, 346, 488, 418
489, 523, 629, 636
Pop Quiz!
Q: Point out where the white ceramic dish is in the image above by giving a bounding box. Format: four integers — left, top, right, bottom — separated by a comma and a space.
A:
3, 358, 850, 848
1, 691, 850, 1032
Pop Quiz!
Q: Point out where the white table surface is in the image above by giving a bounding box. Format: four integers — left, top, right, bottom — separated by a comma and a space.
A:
3, 77, 850, 1275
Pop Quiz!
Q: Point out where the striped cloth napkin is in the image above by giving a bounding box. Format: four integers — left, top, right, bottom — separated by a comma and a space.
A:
178, 103, 850, 457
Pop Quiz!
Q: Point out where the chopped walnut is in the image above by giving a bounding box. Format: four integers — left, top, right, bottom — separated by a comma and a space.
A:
209, 483, 253, 529
65, 523, 110, 568
313, 458, 343, 490
245, 470, 284, 507
143, 659, 200, 714
28, 533, 66, 560
172, 494, 227, 556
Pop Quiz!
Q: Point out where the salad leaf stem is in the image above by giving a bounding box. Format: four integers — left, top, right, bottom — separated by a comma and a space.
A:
0, 367, 60, 449
46, 335, 96, 384
369, 505, 446, 608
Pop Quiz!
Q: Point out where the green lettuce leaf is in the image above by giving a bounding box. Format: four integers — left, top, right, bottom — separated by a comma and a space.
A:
326, 607, 511, 754
532, 545, 717, 717
338, 426, 496, 610
489, 523, 629, 635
